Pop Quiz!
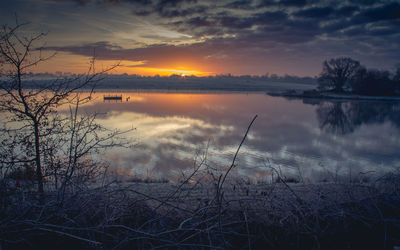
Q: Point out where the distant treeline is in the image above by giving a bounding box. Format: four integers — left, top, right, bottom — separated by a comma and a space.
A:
21, 72, 317, 91
351, 68, 400, 96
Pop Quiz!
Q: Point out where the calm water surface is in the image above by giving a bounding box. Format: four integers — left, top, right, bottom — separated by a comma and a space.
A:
81, 92, 400, 182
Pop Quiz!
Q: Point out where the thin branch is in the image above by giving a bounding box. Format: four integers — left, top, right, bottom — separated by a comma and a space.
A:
219, 114, 258, 191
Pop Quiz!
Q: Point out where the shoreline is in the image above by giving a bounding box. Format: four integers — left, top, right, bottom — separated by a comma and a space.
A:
268, 90, 400, 101
75, 87, 400, 101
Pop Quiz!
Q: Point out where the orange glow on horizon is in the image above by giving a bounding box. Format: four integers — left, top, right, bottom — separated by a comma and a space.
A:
27, 52, 214, 77
130, 67, 211, 76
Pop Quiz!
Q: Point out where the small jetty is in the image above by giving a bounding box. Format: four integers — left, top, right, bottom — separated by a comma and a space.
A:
103, 94, 122, 101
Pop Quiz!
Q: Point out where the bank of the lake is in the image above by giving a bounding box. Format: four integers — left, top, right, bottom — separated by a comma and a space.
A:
268, 89, 400, 101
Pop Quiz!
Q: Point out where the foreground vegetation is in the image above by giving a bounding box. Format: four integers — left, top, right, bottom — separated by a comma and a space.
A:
2, 165, 400, 249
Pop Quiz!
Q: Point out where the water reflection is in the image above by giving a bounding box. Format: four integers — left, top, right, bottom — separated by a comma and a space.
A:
73, 92, 400, 182
314, 100, 400, 135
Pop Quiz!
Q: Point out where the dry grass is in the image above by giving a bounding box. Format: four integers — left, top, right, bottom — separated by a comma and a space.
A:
2, 170, 400, 250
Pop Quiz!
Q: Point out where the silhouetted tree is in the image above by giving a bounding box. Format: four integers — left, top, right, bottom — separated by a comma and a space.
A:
351, 68, 398, 96
0, 21, 122, 198
318, 57, 362, 92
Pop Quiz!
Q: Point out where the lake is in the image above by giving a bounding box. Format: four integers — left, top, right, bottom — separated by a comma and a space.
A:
79, 91, 400, 183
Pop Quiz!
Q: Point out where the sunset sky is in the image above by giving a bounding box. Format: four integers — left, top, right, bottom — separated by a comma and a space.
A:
0, 0, 399, 76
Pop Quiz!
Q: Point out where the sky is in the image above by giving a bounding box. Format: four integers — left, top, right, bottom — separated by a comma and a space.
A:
0, 0, 399, 76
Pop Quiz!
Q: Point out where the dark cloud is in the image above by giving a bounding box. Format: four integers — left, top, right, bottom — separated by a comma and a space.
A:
48, 0, 91, 5
363, 2, 400, 21
257, 0, 308, 8
44, 41, 123, 58
278, 0, 308, 7
52, 0, 198, 13
224, 0, 253, 10
185, 16, 213, 27
121, 0, 200, 16
335, 5, 359, 17
351, 2, 400, 25
294, 7, 334, 18
101, 0, 152, 5
350, 0, 380, 5
157, 5, 207, 18
219, 16, 254, 29
342, 26, 365, 36
176, 10, 288, 37
368, 26, 400, 36
96, 0, 191, 6
157, 0, 197, 7
43, 41, 219, 69
256, 0, 275, 7
253, 10, 288, 24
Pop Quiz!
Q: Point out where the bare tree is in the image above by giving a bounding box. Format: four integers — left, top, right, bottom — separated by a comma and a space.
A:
0, 21, 122, 198
318, 57, 362, 92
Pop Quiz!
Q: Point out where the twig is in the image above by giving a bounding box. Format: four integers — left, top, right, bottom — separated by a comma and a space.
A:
219, 114, 258, 194
243, 209, 252, 250
37, 227, 102, 245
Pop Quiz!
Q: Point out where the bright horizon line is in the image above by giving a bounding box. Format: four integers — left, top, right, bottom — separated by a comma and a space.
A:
26, 71, 317, 78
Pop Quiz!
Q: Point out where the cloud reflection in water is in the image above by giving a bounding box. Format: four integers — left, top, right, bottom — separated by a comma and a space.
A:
80, 92, 400, 182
